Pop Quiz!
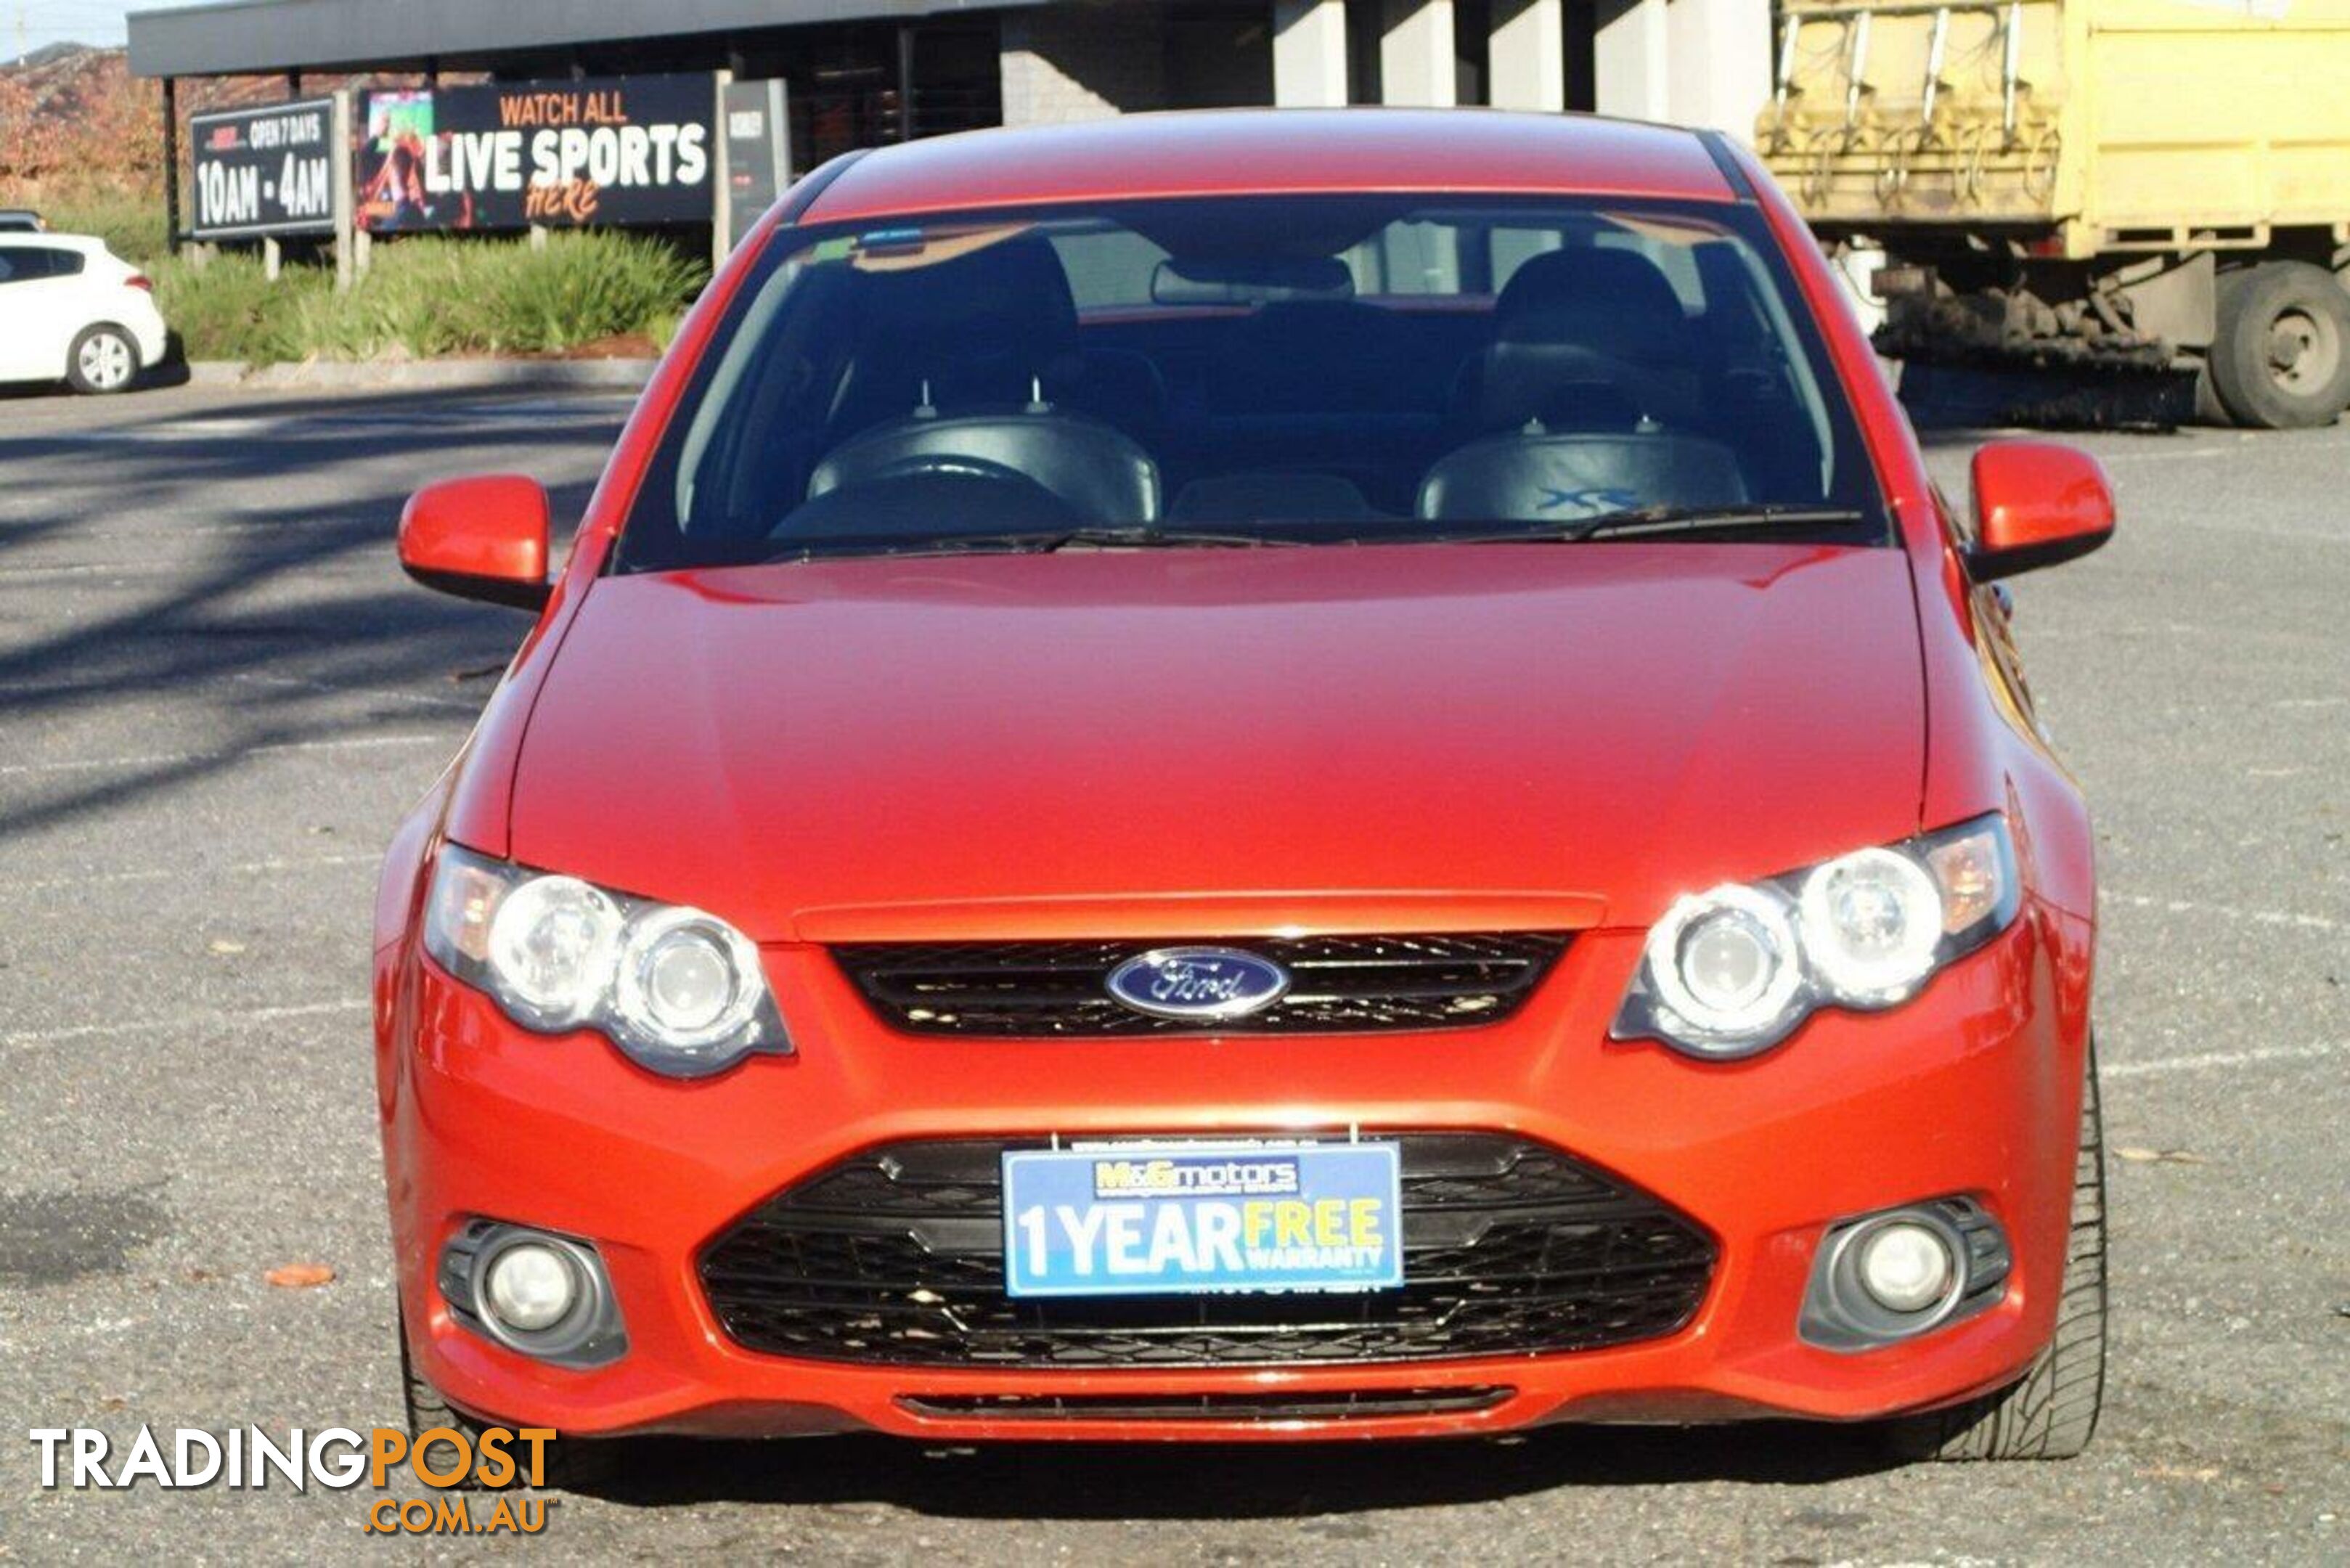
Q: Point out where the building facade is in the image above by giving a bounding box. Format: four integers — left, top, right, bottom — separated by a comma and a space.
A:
131, 0, 1773, 168
1002, 2, 1768, 139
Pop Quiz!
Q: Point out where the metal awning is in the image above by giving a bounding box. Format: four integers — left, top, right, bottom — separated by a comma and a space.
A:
127, 0, 1038, 78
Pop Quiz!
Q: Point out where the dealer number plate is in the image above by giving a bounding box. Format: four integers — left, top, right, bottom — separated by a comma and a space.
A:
1001, 1140, 1403, 1298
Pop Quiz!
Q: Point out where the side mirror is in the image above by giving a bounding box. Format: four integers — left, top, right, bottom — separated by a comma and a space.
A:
398, 475, 551, 611
1965, 440, 2115, 581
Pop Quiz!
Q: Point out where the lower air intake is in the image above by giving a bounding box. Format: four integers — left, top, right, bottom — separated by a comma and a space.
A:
698, 1132, 1715, 1368
897, 1387, 1515, 1422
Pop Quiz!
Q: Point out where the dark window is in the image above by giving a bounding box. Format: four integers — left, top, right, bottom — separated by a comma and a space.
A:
0, 247, 84, 282
619, 194, 1885, 573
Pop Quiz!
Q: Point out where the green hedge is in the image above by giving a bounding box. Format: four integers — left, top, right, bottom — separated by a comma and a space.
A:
38, 189, 170, 265
150, 232, 708, 364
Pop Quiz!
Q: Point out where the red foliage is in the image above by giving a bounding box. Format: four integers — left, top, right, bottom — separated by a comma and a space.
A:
0, 46, 472, 198
0, 47, 162, 184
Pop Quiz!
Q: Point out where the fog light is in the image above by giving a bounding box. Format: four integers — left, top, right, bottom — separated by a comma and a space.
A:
484, 1242, 579, 1332
438, 1221, 627, 1368
1799, 1199, 2008, 1352
1854, 1220, 1954, 1314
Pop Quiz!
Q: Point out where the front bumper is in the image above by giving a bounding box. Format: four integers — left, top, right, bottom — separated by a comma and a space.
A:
378, 907, 2092, 1443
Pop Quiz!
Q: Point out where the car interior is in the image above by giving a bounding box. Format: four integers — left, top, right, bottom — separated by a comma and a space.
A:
657, 200, 1847, 560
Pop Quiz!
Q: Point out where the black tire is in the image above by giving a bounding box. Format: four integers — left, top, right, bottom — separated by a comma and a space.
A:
2207, 262, 2350, 428
1882, 1043, 2108, 1461
399, 1318, 621, 1492
2191, 360, 2231, 428
65, 323, 139, 395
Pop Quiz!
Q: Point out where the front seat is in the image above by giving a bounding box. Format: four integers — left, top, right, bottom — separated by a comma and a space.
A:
1453, 247, 1705, 433
832, 234, 1164, 438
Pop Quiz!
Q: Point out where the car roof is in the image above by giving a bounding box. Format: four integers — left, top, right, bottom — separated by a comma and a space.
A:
799, 108, 1737, 226
0, 233, 105, 252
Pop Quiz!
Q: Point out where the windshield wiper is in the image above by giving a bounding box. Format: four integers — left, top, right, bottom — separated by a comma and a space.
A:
1011, 526, 1306, 552
773, 526, 1304, 562
1431, 504, 1870, 544
769, 508, 1866, 563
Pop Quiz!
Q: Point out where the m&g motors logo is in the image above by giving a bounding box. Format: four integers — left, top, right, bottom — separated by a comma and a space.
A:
28, 1425, 558, 1536
1092, 1153, 1303, 1199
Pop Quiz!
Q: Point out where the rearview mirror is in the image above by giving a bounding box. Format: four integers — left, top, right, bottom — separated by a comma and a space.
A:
1151, 256, 1353, 306
1965, 441, 2114, 581
398, 475, 551, 611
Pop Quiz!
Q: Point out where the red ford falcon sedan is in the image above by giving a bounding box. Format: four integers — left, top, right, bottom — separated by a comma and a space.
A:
376, 110, 2115, 1475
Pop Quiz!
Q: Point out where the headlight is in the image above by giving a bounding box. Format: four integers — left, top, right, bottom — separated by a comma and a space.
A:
1797, 846, 1943, 1003
487, 875, 621, 1029
1612, 814, 2019, 1059
1643, 883, 1806, 1048
423, 844, 791, 1078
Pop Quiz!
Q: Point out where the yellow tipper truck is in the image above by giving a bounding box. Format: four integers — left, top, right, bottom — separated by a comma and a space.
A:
1761, 0, 2350, 426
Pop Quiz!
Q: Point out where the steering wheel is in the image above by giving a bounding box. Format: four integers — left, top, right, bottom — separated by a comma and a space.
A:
860, 452, 1037, 489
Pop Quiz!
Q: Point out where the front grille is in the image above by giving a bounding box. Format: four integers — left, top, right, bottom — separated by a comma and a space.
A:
698, 1133, 1715, 1368
834, 932, 1570, 1037
897, 1387, 1514, 1423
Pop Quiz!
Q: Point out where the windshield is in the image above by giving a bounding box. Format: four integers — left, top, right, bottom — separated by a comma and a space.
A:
618, 194, 1886, 569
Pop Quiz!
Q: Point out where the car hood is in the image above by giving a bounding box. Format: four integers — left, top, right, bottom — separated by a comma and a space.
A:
507, 543, 1925, 941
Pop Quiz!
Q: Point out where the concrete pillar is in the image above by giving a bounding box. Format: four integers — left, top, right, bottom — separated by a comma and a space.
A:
1593, 0, 1669, 121
1273, 0, 1350, 106
1488, 0, 1566, 112
1667, 0, 1773, 138
1379, 0, 1456, 107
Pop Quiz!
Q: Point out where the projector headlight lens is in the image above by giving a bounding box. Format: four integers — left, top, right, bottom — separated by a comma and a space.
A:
614, 907, 764, 1050
424, 845, 791, 1077
1798, 846, 1944, 1004
1644, 884, 1806, 1054
1613, 814, 2019, 1058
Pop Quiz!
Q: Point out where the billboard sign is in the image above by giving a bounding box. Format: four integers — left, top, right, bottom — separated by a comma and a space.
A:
187, 98, 337, 240
356, 75, 714, 233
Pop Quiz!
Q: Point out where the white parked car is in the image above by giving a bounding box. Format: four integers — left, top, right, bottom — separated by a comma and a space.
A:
0, 234, 168, 393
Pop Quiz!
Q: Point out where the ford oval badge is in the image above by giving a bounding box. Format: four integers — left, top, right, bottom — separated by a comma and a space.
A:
1105, 947, 1291, 1021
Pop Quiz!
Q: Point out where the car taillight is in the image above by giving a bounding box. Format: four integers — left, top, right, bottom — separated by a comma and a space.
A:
125, 274, 152, 292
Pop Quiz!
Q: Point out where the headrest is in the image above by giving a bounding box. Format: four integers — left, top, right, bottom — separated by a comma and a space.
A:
859, 234, 1079, 362
1493, 248, 1691, 361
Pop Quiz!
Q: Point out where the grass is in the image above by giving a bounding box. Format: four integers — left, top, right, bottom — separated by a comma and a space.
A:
27, 186, 170, 264
147, 232, 708, 364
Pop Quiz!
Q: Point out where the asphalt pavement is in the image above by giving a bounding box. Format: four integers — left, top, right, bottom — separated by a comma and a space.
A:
0, 383, 2342, 1564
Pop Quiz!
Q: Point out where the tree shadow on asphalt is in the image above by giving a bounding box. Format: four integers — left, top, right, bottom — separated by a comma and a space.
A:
0, 389, 624, 841
578, 1422, 1906, 1517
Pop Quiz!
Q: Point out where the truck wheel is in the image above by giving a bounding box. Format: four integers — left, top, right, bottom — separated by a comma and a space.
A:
1881, 1043, 2108, 1461
399, 1317, 621, 1492
2208, 262, 2350, 428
